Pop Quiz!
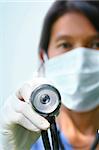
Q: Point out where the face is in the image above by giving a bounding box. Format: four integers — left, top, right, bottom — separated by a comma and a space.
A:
47, 11, 99, 58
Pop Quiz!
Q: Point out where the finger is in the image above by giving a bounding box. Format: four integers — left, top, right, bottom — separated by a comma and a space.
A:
17, 113, 40, 132
14, 99, 50, 130
16, 78, 50, 102
16, 90, 24, 101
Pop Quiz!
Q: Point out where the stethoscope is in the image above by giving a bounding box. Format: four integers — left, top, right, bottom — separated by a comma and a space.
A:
30, 84, 99, 150
30, 84, 61, 150
90, 130, 99, 150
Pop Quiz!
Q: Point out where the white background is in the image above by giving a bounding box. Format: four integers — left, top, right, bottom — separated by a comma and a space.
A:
0, 0, 54, 103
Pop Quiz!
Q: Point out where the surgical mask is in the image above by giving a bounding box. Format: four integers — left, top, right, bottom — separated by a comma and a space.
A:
44, 47, 99, 112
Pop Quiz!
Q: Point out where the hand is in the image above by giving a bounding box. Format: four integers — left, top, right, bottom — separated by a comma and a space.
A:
0, 78, 50, 150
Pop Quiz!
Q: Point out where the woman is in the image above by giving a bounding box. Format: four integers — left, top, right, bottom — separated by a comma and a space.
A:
0, 1, 99, 150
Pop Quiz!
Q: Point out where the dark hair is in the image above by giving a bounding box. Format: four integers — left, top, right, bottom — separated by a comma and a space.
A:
39, 0, 99, 54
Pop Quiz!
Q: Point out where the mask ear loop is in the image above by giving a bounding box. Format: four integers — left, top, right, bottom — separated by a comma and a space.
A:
37, 51, 48, 77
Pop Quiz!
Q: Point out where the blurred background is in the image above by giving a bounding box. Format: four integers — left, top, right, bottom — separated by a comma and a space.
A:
0, 0, 54, 103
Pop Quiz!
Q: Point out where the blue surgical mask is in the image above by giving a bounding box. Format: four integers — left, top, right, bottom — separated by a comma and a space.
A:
44, 47, 99, 112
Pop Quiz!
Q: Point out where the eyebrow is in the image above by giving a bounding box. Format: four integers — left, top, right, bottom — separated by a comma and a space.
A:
55, 35, 72, 42
55, 33, 99, 42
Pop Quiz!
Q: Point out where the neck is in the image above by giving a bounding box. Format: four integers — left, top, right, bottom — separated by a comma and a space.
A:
57, 105, 99, 147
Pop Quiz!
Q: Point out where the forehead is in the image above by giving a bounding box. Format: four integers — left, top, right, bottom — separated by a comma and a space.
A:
50, 12, 97, 39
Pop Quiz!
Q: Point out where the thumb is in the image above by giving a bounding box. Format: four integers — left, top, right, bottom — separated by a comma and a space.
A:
16, 84, 33, 103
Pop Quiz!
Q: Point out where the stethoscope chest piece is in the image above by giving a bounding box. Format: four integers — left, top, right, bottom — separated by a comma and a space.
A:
30, 84, 61, 150
30, 84, 61, 117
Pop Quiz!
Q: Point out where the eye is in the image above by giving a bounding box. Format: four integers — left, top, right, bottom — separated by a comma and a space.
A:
57, 42, 72, 50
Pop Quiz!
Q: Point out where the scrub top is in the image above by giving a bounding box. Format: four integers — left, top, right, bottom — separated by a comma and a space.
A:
31, 129, 73, 150
31, 129, 99, 150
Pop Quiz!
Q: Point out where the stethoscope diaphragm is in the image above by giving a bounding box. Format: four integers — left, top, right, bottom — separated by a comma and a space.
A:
30, 84, 61, 117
